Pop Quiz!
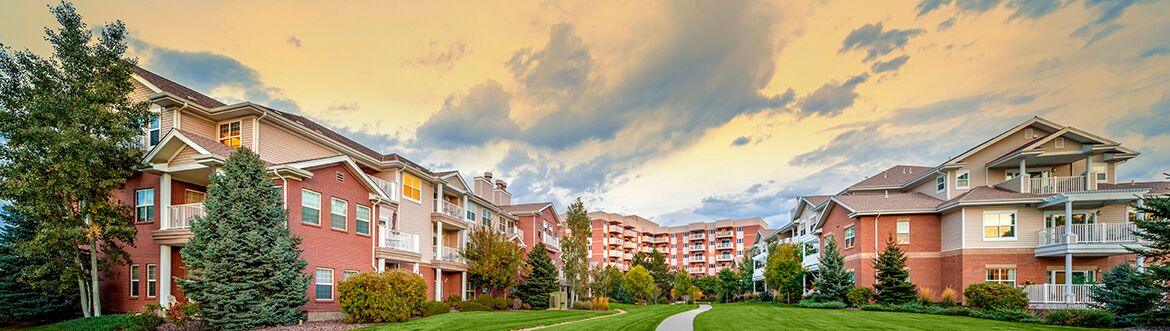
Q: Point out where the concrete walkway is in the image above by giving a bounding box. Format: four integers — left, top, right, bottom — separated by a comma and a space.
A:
655, 304, 711, 331
516, 308, 627, 331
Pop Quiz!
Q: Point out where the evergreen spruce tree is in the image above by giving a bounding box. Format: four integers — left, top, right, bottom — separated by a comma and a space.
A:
873, 236, 915, 305
1090, 264, 1164, 326
813, 237, 851, 303
178, 148, 308, 330
515, 243, 559, 309
0, 208, 75, 321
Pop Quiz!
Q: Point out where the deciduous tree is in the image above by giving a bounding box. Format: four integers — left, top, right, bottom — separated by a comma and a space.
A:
561, 198, 590, 302
622, 265, 656, 303
463, 224, 527, 292
765, 243, 804, 303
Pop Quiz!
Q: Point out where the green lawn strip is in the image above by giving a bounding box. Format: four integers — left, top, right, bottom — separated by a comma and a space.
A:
360, 308, 609, 331
694, 302, 1111, 331
545, 303, 698, 331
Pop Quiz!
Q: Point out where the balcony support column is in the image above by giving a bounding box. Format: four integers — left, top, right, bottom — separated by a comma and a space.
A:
435, 267, 443, 301
1019, 159, 1029, 193
159, 244, 172, 308
1084, 154, 1094, 190
461, 271, 468, 301
435, 184, 444, 213
1137, 200, 1146, 272
435, 221, 444, 260
377, 258, 385, 272
1064, 200, 1074, 304
160, 173, 172, 229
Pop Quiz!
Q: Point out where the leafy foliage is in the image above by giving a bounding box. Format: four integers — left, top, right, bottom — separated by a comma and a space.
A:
455, 301, 492, 312
694, 275, 720, 301
337, 270, 428, 323
672, 271, 694, 303
560, 198, 591, 301
0, 1, 151, 316
872, 236, 915, 305
515, 243, 559, 309
420, 301, 451, 317
764, 243, 804, 303
178, 148, 309, 329
1123, 192, 1170, 326
0, 208, 76, 320
589, 264, 623, 300
716, 268, 741, 303
962, 282, 1027, 311
812, 237, 852, 303
622, 265, 657, 302
1043, 309, 1115, 328
1090, 264, 1165, 326
939, 287, 958, 307
463, 224, 527, 291
632, 248, 671, 302
798, 300, 846, 309
474, 295, 510, 311
846, 287, 874, 307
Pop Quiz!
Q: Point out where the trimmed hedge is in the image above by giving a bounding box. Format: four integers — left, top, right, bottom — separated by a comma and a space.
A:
963, 283, 1027, 311
572, 300, 592, 310
846, 287, 874, 307
798, 300, 847, 309
456, 301, 492, 312
1043, 309, 1116, 328
55, 315, 135, 331
421, 301, 451, 317
338, 270, 428, 323
474, 295, 510, 311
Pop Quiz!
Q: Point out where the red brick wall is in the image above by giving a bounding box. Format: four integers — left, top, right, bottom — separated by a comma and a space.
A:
820, 204, 942, 293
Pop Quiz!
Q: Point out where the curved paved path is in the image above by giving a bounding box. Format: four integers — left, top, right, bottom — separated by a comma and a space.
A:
655, 304, 711, 331
516, 308, 627, 331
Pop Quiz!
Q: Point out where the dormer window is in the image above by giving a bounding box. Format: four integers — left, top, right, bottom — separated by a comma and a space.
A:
936, 175, 946, 193
1054, 137, 1064, 149
218, 121, 241, 148
145, 113, 160, 148
956, 170, 970, 189
1023, 128, 1034, 140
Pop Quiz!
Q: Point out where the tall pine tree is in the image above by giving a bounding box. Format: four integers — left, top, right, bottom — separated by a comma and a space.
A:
873, 236, 915, 304
813, 236, 852, 303
178, 148, 308, 329
515, 243, 558, 309
0, 208, 76, 321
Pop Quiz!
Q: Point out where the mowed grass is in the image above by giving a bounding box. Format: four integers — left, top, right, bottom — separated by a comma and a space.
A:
694, 302, 1113, 331
545, 303, 697, 331
358, 308, 609, 331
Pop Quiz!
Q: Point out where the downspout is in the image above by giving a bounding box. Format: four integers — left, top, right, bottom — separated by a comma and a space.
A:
273, 170, 289, 227
873, 211, 883, 260
173, 102, 189, 130
371, 200, 380, 270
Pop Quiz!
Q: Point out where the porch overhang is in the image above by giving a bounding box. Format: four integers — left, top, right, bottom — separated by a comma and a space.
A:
1037, 189, 1149, 209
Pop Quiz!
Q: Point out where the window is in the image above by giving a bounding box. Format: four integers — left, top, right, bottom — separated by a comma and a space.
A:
736, 238, 743, 244
1044, 210, 1096, 228
129, 265, 140, 297
343, 270, 359, 281
1093, 164, 1107, 182
401, 173, 422, 202
481, 208, 491, 227
737, 250, 743, 255
956, 171, 970, 189
896, 221, 910, 244
1023, 128, 1034, 139
355, 205, 371, 235
936, 175, 946, 193
184, 190, 206, 204
1055, 137, 1065, 148
1048, 270, 1096, 285
301, 190, 321, 225
145, 113, 160, 147
330, 198, 348, 230
466, 205, 476, 221
218, 121, 241, 148
844, 226, 855, 248
146, 264, 157, 298
986, 268, 1016, 287
315, 268, 334, 301
135, 189, 154, 223
736, 226, 743, 231
983, 211, 1017, 240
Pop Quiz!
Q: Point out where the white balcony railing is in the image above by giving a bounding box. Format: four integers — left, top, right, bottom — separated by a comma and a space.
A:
607, 250, 622, 258
623, 242, 636, 249
651, 237, 669, 244
689, 232, 706, 240
608, 238, 623, 245
690, 244, 706, 251
624, 229, 638, 237
716, 255, 734, 262
688, 267, 706, 274
436, 200, 464, 219
433, 245, 465, 263
690, 255, 705, 262
622, 253, 633, 260
1038, 223, 1139, 246
715, 242, 734, 250
542, 235, 560, 250
167, 203, 204, 229
380, 228, 421, 253
1020, 284, 1101, 304
715, 230, 734, 238
608, 225, 622, 233
803, 253, 820, 267
1029, 176, 1086, 194
369, 176, 398, 201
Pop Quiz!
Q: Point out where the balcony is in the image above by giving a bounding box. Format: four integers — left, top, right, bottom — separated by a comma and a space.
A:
689, 232, 706, 240
542, 235, 560, 251
689, 255, 705, 262
651, 237, 669, 244
689, 244, 706, 251
624, 229, 638, 237
715, 230, 734, 238
622, 253, 633, 260
167, 203, 204, 229
688, 267, 706, 274
715, 242, 734, 250
1030, 176, 1087, 194
1020, 284, 1101, 307
432, 200, 467, 229
607, 238, 623, 246
608, 225, 622, 233
432, 245, 466, 270
1036, 223, 1140, 257
369, 176, 399, 202
607, 250, 622, 258
752, 268, 765, 281
803, 253, 820, 271
377, 228, 422, 261
715, 254, 734, 262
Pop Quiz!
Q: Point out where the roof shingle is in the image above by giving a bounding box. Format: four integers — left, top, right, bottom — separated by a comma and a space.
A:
849, 165, 935, 189
834, 192, 943, 213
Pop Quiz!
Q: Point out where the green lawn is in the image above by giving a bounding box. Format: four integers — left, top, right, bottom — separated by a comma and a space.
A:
544, 303, 697, 331
694, 302, 1112, 331
357, 308, 609, 331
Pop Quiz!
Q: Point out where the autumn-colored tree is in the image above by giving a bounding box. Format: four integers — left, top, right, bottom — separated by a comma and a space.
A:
622, 265, 656, 303
765, 243, 804, 303
462, 225, 527, 292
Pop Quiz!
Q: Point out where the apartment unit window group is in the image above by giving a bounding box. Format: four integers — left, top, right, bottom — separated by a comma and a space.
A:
936, 175, 946, 193
986, 268, 1016, 287
145, 113, 160, 148
135, 189, 154, 223
218, 121, 241, 148
956, 170, 970, 189
129, 265, 140, 297
983, 211, 1017, 240
146, 264, 158, 297
356, 205, 371, 235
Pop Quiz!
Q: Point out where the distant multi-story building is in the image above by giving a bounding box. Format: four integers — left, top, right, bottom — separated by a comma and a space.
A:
586, 212, 767, 276
102, 67, 559, 320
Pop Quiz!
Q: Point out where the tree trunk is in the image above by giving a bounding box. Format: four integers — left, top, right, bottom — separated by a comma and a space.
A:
82, 200, 102, 316
75, 255, 91, 317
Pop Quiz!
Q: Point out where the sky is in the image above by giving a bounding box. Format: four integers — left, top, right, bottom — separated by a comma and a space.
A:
2, 0, 1169, 228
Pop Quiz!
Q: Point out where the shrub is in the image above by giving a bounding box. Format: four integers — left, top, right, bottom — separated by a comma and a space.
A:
1043, 309, 1115, 328
759, 291, 774, 302
963, 283, 1027, 311
592, 296, 610, 311
446, 293, 462, 305
970, 308, 1043, 323
456, 301, 492, 312
916, 287, 936, 305
56, 315, 134, 331
166, 300, 199, 325
861, 303, 973, 316
475, 295, 509, 310
420, 301, 451, 317
939, 288, 958, 307
338, 270, 428, 323
846, 287, 874, 307
522, 303, 531, 310
127, 313, 164, 331
572, 300, 593, 310
798, 300, 846, 309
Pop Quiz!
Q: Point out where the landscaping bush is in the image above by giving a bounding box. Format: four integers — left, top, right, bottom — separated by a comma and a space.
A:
916, 287, 936, 305
420, 301, 451, 317
165, 300, 199, 326
572, 300, 593, 310
338, 270, 428, 323
939, 287, 958, 307
1043, 309, 1116, 328
475, 295, 509, 310
56, 315, 134, 331
759, 291, 774, 302
799, 300, 846, 309
127, 312, 164, 331
963, 282, 1027, 311
455, 301, 492, 312
592, 296, 610, 311
446, 293, 462, 305
846, 287, 874, 307
970, 308, 1043, 323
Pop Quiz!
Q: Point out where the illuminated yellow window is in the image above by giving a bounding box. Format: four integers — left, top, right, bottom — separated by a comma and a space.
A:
218, 121, 241, 148
402, 173, 422, 202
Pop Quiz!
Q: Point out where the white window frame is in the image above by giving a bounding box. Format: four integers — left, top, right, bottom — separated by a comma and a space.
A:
355, 205, 371, 236
896, 220, 910, 245
301, 189, 322, 225
844, 226, 856, 248
936, 175, 946, 193
145, 112, 160, 148
401, 173, 422, 203
343, 270, 359, 281
983, 210, 1017, 241
956, 170, 970, 189
315, 268, 334, 301
1093, 164, 1107, 182
129, 264, 140, 297
1054, 137, 1065, 149
218, 120, 242, 148
146, 264, 157, 298
331, 197, 348, 231
1023, 128, 1035, 139
986, 268, 1017, 287
135, 189, 154, 223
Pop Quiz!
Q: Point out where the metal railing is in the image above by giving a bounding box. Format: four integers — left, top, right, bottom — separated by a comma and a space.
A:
715, 242, 734, 249
623, 241, 636, 249
624, 229, 638, 237
433, 245, 465, 263
622, 253, 633, 260
1038, 223, 1139, 246
688, 267, 706, 274
689, 244, 706, 251
607, 238, 623, 245
715, 230, 734, 238
689, 232, 706, 240
436, 200, 464, 219
1029, 176, 1086, 194
542, 235, 560, 250
608, 225, 622, 233
167, 203, 204, 229
380, 228, 421, 253
369, 176, 398, 200
1021, 284, 1101, 304
689, 255, 705, 262
716, 255, 734, 261
607, 250, 622, 258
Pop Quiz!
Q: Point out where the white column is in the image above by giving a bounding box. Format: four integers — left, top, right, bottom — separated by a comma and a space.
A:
435, 267, 443, 301
435, 184, 444, 213
1019, 159, 1029, 193
1136, 199, 1146, 272
159, 245, 172, 308
1084, 154, 1094, 190
1064, 200, 1074, 304
377, 258, 385, 272
435, 222, 444, 260
461, 271, 468, 301
413, 262, 419, 274
462, 195, 468, 221
159, 173, 172, 229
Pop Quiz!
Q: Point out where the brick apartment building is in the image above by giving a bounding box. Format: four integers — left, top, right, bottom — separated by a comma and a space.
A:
586, 212, 767, 276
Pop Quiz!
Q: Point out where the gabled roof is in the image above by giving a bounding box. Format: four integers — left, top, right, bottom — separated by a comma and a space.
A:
848, 165, 936, 190
1099, 182, 1170, 195
936, 186, 1051, 211
500, 202, 553, 214
133, 66, 225, 108
942, 116, 1063, 166
831, 192, 944, 216
803, 195, 832, 207
142, 129, 236, 165
277, 155, 393, 202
